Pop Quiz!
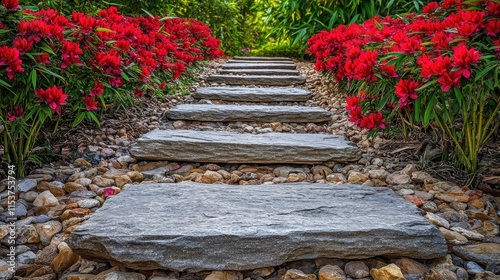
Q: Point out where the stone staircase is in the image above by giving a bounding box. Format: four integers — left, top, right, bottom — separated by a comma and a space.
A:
68, 57, 447, 273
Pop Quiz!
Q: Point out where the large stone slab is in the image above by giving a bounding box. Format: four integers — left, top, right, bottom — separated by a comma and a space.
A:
166, 104, 331, 123
233, 56, 292, 61
226, 59, 296, 64
219, 69, 300, 76
68, 183, 447, 272
222, 63, 296, 70
129, 130, 362, 163
207, 75, 305, 86
193, 87, 311, 102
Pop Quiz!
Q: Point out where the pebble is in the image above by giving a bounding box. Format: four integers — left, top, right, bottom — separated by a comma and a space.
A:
318, 265, 346, 280
17, 179, 38, 192
466, 262, 485, 275
77, 199, 100, 209
426, 212, 451, 228
283, 269, 317, 280
344, 261, 370, 279
17, 250, 37, 264
370, 264, 404, 280
439, 227, 468, 245
33, 191, 59, 207
386, 173, 412, 185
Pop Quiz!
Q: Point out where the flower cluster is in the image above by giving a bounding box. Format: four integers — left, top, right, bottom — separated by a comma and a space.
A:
307, 0, 498, 131
1, 4, 222, 120
0, 1, 223, 176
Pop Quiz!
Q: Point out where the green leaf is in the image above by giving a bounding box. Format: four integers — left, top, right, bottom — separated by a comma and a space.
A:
417, 80, 438, 91
423, 96, 436, 126
72, 112, 86, 127
475, 64, 498, 82
96, 27, 115, 33
29, 69, 37, 91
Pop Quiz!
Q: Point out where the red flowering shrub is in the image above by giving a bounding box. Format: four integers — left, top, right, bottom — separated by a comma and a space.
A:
308, 0, 499, 172
0, 3, 222, 176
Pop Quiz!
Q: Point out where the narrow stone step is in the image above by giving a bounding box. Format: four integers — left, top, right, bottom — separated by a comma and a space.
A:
166, 104, 331, 123
129, 130, 361, 163
233, 56, 293, 61
193, 87, 311, 102
222, 63, 296, 70
68, 183, 447, 272
226, 59, 295, 64
207, 75, 305, 86
219, 69, 300, 76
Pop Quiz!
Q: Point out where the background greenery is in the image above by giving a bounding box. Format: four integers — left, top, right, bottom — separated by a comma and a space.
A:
25, 0, 429, 57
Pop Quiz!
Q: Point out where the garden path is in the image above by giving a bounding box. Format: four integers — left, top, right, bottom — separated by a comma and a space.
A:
67, 57, 449, 272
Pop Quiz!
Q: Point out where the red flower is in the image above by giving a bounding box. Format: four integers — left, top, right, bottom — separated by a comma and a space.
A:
7, 105, 24, 122
35, 53, 50, 65
418, 54, 451, 79
13, 38, 33, 55
348, 106, 363, 125
346, 96, 362, 111
379, 62, 398, 78
35, 86, 68, 115
360, 112, 386, 130
452, 44, 481, 79
485, 19, 500, 37
2, 0, 20, 11
395, 79, 421, 107
488, 1, 500, 17
89, 81, 104, 97
83, 96, 98, 111
159, 81, 167, 89
438, 71, 462, 92
0, 46, 24, 80
134, 89, 144, 97
423, 2, 439, 14
61, 41, 83, 69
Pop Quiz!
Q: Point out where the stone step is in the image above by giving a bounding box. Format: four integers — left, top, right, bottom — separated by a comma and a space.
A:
166, 104, 331, 123
222, 63, 296, 70
193, 87, 311, 102
219, 69, 300, 76
129, 130, 361, 163
207, 75, 305, 86
233, 56, 293, 61
68, 183, 447, 272
226, 59, 296, 64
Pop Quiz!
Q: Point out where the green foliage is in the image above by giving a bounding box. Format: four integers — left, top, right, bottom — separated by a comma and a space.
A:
259, 0, 430, 51
247, 41, 304, 58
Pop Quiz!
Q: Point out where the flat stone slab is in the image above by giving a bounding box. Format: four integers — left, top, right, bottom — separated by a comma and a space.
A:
166, 104, 330, 123
222, 63, 296, 70
193, 87, 311, 102
233, 56, 293, 61
207, 75, 305, 86
219, 69, 300, 76
130, 130, 361, 163
68, 183, 447, 272
226, 60, 296, 65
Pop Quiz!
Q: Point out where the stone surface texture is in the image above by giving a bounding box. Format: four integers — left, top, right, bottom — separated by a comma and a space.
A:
68, 183, 447, 272
193, 87, 311, 102
232, 56, 293, 61
219, 69, 300, 76
207, 75, 306, 86
129, 130, 362, 163
166, 104, 331, 123
221, 64, 297, 70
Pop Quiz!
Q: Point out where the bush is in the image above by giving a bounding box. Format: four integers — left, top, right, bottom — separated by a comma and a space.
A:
308, 0, 500, 173
246, 41, 304, 59
0, 1, 222, 177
